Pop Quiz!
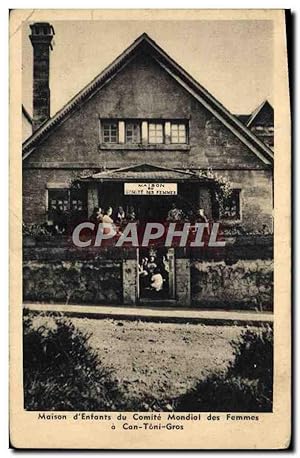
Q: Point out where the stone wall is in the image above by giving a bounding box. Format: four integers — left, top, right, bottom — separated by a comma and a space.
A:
22, 236, 273, 309
23, 232, 274, 309
191, 259, 273, 311
175, 258, 191, 306
122, 259, 138, 305
23, 259, 122, 304
23, 255, 273, 310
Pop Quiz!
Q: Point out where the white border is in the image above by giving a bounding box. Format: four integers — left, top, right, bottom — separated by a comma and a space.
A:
2, 2, 298, 456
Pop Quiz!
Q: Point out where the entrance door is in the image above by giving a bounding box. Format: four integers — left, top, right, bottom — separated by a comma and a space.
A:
138, 247, 175, 303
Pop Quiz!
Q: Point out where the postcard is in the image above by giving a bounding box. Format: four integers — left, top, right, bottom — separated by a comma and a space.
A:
10, 9, 291, 449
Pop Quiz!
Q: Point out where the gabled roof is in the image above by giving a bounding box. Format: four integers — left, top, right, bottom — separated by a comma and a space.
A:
22, 33, 273, 165
247, 100, 274, 128
83, 163, 204, 181
22, 105, 32, 125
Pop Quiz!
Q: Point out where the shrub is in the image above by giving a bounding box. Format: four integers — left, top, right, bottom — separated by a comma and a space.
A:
229, 325, 273, 395
23, 312, 125, 411
174, 325, 273, 412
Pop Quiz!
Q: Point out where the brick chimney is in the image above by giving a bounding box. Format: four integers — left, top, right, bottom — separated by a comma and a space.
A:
29, 22, 55, 131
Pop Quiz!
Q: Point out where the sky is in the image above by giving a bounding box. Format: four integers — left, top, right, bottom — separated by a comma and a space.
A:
22, 19, 273, 117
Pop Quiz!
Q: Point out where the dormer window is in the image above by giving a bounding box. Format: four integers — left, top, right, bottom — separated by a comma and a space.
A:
102, 121, 118, 143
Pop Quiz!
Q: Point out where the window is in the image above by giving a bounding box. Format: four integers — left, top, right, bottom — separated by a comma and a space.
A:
102, 121, 118, 143
48, 188, 86, 226
221, 190, 241, 220
126, 122, 141, 144
148, 123, 164, 144
48, 189, 69, 215
99, 119, 189, 146
70, 189, 84, 212
171, 123, 187, 144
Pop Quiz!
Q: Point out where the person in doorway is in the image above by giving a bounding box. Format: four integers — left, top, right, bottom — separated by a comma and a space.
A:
186, 208, 196, 223
126, 206, 136, 221
167, 202, 183, 222
196, 208, 209, 223
101, 206, 115, 236
147, 255, 157, 275
139, 257, 149, 275
150, 267, 164, 292
102, 206, 114, 223
116, 206, 125, 224
162, 255, 169, 274
139, 257, 149, 290
89, 207, 103, 225
193, 208, 210, 243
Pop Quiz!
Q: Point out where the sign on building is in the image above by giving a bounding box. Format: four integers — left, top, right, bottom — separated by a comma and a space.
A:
124, 183, 178, 195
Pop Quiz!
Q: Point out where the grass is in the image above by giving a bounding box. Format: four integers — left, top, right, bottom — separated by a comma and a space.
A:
174, 326, 273, 411
23, 312, 126, 411
23, 312, 272, 411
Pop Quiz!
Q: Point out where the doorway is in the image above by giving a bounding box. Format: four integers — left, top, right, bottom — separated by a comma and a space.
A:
138, 247, 175, 303
97, 181, 200, 222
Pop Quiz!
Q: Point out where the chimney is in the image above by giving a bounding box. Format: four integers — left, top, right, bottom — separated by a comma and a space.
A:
29, 22, 55, 131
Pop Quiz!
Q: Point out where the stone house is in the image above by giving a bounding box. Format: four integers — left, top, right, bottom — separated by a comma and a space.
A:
22, 23, 274, 309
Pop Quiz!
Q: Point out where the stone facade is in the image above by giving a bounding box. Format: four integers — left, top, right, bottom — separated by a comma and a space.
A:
23, 52, 273, 230
22, 31, 274, 309
214, 169, 273, 231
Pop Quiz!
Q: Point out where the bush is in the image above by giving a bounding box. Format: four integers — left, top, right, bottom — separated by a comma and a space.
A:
174, 325, 273, 412
23, 313, 125, 411
229, 325, 273, 394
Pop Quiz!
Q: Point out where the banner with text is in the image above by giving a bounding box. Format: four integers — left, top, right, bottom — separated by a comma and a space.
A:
124, 183, 178, 196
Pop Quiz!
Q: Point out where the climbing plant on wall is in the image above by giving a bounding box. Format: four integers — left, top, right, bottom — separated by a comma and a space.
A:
197, 168, 234, 216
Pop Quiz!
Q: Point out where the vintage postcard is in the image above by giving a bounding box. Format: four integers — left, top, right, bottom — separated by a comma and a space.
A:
10, 9, 291, 449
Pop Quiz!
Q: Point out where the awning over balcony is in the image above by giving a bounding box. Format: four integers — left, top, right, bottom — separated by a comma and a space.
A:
80, 163, 213, 182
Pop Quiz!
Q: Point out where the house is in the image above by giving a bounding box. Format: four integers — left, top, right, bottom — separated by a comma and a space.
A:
236, 100, 274, 148
22, 23, 274, 308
